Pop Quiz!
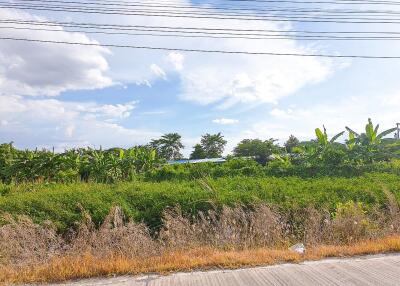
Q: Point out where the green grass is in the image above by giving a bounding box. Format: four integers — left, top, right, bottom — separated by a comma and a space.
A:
0, 173, 399, 232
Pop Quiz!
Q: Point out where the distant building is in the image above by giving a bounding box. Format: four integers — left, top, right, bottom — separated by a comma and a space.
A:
167, 158, 226, 165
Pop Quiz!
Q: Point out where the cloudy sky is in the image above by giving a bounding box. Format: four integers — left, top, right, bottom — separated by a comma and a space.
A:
0, 0, 400, 155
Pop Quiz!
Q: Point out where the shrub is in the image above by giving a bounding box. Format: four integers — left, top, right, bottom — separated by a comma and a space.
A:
160, 204, 285, 249
332, 201, 378, 244
0, 174, 398, 233
0, 214, 62, 266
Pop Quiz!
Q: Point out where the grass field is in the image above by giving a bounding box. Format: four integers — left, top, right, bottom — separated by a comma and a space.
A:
1, 173, 399, 232
2, 172, 400, 284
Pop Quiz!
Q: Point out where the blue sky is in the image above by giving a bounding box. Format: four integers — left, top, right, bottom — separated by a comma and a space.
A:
0, 0, 400, 156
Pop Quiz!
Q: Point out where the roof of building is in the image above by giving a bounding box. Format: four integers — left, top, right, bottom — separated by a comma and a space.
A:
167, 158, 226, 165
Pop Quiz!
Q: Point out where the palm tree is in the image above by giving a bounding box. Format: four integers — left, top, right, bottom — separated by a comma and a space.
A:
150, 133, 184, 160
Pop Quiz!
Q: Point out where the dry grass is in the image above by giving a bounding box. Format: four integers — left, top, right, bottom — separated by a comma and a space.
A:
0, 214, 62, 266
1, 198, 400, 285
160, 204, 285, 249
1, 236, 400, 284
66, 206, 159, 259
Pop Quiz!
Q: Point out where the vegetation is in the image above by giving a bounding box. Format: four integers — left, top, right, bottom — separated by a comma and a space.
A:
1, 118, 400, 283
233, 138, 281, 165
284, 135, 300, 153
0, 118, 399, 184
189, 144, 207, 159
2, 200, 400, 283
1, 173, 399, 232
190, 132, 228, 159
150, 133, 184, 160
3, 236, 400, 284
0, 144, 158, 184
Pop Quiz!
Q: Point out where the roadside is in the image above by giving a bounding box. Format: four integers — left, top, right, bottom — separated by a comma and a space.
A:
2, 236, 400, 284
43, 253, 400, 286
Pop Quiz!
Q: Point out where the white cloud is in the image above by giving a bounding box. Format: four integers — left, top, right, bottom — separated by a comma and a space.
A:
150, 64, 167, 79
0, 9, 112, 96
0, 95, 158, 150
167, 52, 185, 71
77, 101, 137, 121
79, 0, 341, 108
64, 125, 75, 138
270, 108, 294, 119
237, 93, 400, 145
0, 2, 357, 151
178, 52, 334, 108
212, 118, 239, 125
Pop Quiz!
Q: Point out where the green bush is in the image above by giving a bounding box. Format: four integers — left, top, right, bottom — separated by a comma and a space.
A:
0, 173, 398, 233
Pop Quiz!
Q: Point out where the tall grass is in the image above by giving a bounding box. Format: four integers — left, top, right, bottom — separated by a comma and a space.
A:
1, 173, 399, 232
1, 199, 400, 284
1, 173, 400, 283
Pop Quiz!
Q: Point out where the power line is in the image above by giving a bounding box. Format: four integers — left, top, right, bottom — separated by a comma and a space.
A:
12, 0, 400, 15
3, 3, 400, 23
223, 0, 400, 4
4, 24, 400, 40
1, 36, 400, 58
2, 19, 400, 35
3, 20, 400, 39
4, 2, 400, 19
16, 0, 400, 7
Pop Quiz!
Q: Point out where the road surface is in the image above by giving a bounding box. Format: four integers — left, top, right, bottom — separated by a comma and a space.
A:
50, 253, 400, 286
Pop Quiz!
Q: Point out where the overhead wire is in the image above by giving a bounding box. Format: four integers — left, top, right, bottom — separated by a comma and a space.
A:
2, 1, 400, 18
16, 0, 400, 6
2, 19, 400, 40
1, 0, 400, 58
2, 36, 400, 58
216, 0, 400, 4
0, 19, 400, 36
4, 24, 400, 40
2, 2, 400, 23
2, 18, 400, 35
11, 0, 400, 15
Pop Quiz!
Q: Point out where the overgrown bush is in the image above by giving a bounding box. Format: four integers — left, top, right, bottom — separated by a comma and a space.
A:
1, 200, 399, 268
0, 174, 399, 233
160, 204, 285, 249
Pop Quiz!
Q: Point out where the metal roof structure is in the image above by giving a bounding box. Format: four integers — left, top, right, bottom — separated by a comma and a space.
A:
167, 158, 226, 165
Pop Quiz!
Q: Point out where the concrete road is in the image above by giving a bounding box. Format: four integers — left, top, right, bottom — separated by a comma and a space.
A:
50, 254, 400, 286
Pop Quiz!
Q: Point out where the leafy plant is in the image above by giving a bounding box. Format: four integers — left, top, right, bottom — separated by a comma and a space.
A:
315, 125, 344, 147
346, 118, 397, 147
150, 133, 184, 160
199, 133, 227, 158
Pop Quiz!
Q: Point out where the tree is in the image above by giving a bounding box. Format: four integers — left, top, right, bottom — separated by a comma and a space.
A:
315, 125, 344, 147
190, 144, 206, 159
233, 138, 281, 165
345, 118, 397, 163
150, 133, 184, 160
200, 133, 227, 158
346, 118, 397, 147
284, 135, 300, 153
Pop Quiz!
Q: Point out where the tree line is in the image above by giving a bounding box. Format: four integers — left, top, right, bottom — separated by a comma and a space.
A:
150, 132, 227, 160
0, 118, 399, 183
150, 118, 399, 163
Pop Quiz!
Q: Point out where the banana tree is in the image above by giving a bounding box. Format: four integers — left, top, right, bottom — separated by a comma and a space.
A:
345, 118, 397, 162
346, 118, 397, 147
315, 125, 345, 147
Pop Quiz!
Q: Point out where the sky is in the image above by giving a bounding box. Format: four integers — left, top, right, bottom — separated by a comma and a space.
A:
0, 0, 400, 156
